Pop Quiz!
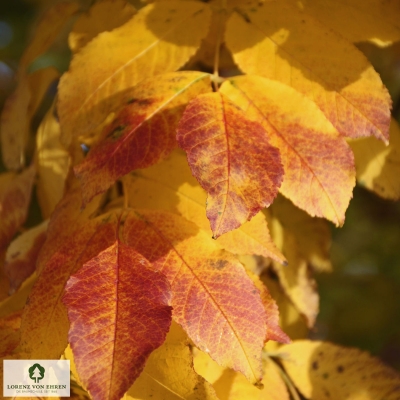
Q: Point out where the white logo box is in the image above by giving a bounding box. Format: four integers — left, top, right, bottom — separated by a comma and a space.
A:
3, 360, 70, 397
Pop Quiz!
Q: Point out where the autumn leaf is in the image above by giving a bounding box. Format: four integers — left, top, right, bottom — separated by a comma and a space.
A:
4, 220, 48, 294
127, 322, 218, 400
0, 1, 78, 170
19, 1, 80, 70
123, 210, 267, 384
279, 340, 400, 399
225, 1, 392, 143
74, 72, 211, 206
221, 76, 355, 226
177, 92, 283, 238
0, 311, 22, 358
69, 0, 136, 54
0, 273, 37, 320
123, 150, 285, 262
0, 77, 31, 170
245, 269, 290, 344
194, 350, 290, 400
36, 103, 70, 218
20, 218, 117, 359
63, 230, 172, 400
0, 165, 35, 251
284, 0, 400, 46
268, 196, 332, 273
58, 0, 211, 144
350, 117, 400, 200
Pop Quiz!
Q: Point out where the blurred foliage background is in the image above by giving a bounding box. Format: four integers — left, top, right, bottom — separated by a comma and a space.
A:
1, 0, 399, 371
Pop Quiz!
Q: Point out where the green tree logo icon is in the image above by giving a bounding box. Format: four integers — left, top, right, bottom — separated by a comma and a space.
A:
28, 363, 45, 383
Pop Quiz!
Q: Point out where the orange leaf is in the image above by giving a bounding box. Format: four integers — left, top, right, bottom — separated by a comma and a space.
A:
225, 1, 391, 143
20, 219, 117, 359
4, 221, 48, 294
177, 92, 283, 238
74, 72, 211, 206
123, 210, 267, 384
0, 311, 22, 358
0, 165, 35, 251
63, 234, 172, 400
220, 76, 355, 226
58, 0, 211, 144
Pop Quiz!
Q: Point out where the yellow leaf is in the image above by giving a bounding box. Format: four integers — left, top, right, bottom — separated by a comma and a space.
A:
127, 322, 218, 400
1, 66, 59, 171
279, 340, 400, 399
268, 196, 332, 273
221, 76, 355, 226
0, 166, 36, 251
69, 0, 136, 53
267, 198, 322, 327
123, 150, 285, 262
36, 104, 70, 218
194, 350, 290, 400
0, 272, 37, 319
350, 118, 400, 200
27, 67, 60, 121
58, 0, 211, 144
285, 0, 400, 46
261, 271, 309, 342
20, 1, 80, 70
1, 76, 30, 170
225, 1, 391, 143
4, 220, 48, 293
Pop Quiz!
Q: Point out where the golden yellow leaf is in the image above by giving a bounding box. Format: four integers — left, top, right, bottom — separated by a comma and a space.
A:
194, 349, 290, 400
58, 0, 211, 144
225, 1, 391, 143
350, 118, 400, 200
279, 340, 400, 400
261, 271, 309, 342
268, 196, 332, 273
36, 104, 70, 218
127, 322, 218, 400
285, 0, 400, 46
123, 150, 285, 262
69, 0, 136, 53
267, 199, 321, 327
221, 76, 355, 226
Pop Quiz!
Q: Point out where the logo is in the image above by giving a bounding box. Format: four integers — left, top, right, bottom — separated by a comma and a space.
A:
3, 360, 70, 397
28, 363, 45, 383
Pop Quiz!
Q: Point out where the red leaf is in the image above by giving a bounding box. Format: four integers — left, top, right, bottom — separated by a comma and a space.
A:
63, 236, 172, 400
123, 210, 267, 384
177, 92, 283, 238
74, 72, 211, 206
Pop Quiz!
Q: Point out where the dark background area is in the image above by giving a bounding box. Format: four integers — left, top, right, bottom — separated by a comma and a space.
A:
1, 0, 399, 370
